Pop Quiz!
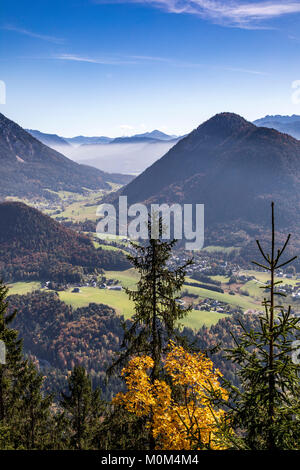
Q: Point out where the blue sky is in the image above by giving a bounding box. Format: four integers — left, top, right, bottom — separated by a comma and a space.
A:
1, 0, 300, 136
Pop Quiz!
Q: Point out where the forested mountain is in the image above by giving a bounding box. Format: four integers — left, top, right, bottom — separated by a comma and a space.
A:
254, 114, 300, 139
0, 201, 130, 281
107, 113, 300, 257
0, 113, 132, 200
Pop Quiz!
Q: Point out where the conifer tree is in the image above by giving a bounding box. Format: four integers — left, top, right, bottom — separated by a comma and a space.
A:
0, 280, 23, 430
108, 219, 192, 449
100, 405, 149, 450
13, 361, 53, 449
0, 279, 54, 449
109, 219, 192, 382
211, 203, 300, 449
61, 365, 104, 450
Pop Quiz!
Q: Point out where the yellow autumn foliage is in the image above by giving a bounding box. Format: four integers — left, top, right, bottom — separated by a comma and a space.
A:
114, 343, 228, 450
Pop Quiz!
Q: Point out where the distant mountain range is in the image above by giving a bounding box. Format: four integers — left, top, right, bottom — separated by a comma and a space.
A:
109, 130, 179, 145
25, 128, 181, 175
0, 113, 133, 200
107, 112, 300, 260
253, 114, 300, 139
26, 129, 71, 148
26, 128, 179, 148
64, 135, 113, 145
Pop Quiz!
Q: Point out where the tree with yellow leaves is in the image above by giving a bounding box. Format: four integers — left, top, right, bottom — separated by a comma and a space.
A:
114, 343, 228, 450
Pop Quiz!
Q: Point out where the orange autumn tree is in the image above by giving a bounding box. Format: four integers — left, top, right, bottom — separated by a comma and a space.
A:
114, 343, 228, 450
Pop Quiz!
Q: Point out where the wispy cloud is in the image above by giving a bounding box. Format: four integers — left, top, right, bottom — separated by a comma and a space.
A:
54, 52, 266, 75
94, 1, 300, 28
54, 53, 138, 64
2, 25, 64, 43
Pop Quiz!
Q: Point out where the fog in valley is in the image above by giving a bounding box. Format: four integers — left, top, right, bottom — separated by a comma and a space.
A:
54, 141, 177, 175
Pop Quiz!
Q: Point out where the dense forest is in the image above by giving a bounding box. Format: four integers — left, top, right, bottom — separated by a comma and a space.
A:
0, 202, 130, 282
6, 290, 260, 398
7, 291, 124, 398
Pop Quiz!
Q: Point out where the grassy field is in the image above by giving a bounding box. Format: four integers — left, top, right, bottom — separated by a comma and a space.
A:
240, 270, 300, 310
105, 269, 139, 289
241, 269, 300, 286
242, 279, 264, 299
184, 284, 259, 310
59, 287, 135, 319
8, 282, 41, 295
210, 275, 231, 283
50, 188, 123, 223
180, 310, 229, 330
8, 269, 279, 331
7, 188, 122, 224
53, 202, 99, 222
58, 286, 229, 329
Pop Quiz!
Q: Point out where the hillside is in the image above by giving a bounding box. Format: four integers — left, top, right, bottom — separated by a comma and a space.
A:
108, 113, 300, 256
0, 201, 129, 282
7, 291, 124, 398
0, 113, 132, 199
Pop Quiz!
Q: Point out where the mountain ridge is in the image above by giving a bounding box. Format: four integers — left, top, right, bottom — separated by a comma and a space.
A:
0, 113, 132, 199
253, 114, 300, 140
106, 113, 300, 246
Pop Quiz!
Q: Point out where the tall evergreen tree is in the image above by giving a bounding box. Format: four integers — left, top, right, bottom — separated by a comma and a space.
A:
0, 280, 23, 432
13, 361, 54, 449
108, 219, 192, 449
61, 365, 104, 450
100, 405, 149, 450
0, 280, 54, 449
109, 220, 192, 382
211, 203, 300, 449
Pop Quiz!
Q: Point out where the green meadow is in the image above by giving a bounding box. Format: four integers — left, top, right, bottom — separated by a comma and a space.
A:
180, 310, 229, 330
8, 282, 41, 295
59, 287, 135, 319
59, 287, 229, 329
9, 269, 287, 330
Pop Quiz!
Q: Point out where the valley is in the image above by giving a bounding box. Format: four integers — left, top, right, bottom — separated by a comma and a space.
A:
2, 113, 300, 348
8, 265, 300, 331
1, 110, 300, 450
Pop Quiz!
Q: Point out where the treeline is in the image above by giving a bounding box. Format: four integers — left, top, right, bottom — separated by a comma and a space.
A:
184, 280, 224, 293
190, 272, 222, 286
